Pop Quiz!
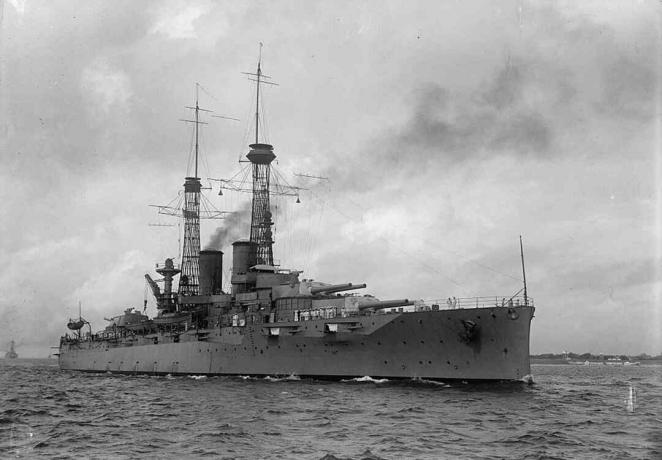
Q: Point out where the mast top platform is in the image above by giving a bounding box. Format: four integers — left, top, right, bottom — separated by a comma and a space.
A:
183, 177, 202, 192
246, 143, 276, 165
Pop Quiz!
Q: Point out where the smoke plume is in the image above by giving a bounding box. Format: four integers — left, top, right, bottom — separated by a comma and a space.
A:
205, 201, 252, 250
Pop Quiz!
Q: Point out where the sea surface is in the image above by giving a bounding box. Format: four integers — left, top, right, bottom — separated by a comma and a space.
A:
0, 360, 660, 459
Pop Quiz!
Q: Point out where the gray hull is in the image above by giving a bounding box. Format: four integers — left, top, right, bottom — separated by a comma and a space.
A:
59, 305, 534, 381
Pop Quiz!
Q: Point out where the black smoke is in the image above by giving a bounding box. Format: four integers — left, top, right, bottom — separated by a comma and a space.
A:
205, 201, 252, 250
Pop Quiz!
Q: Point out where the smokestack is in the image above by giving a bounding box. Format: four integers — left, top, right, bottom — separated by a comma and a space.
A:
199, 250, 223, 295
232, 240, 257, 275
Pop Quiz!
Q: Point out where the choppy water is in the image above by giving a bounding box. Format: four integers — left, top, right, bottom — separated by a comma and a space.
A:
1, 360, 660, 459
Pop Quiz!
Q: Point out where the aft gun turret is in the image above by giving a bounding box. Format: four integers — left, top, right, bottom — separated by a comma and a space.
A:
310, 283, 367, 295
357, 299, 414, 311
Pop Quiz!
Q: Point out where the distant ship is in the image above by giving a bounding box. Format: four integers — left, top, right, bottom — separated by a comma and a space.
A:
5, 340, 18, 359
58, 53, 535, 381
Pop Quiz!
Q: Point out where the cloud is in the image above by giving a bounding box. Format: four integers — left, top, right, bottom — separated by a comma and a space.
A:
6, 0, 25, 16
319, 2, 658, 199
397, 63, 555, 158
68, 249, 148, 312
597, 54, 657, 120
81, 58, 132, 116
149, 2, 214, 39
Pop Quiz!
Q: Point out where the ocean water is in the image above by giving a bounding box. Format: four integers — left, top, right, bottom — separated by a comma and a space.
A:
0, 360, 660, 459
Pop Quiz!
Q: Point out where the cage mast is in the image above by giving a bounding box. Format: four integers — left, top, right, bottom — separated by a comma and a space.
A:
178, 84, 207, 295
244, 44, 278, 266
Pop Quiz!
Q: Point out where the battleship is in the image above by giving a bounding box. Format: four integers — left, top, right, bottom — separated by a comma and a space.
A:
59, 55, 535, 381
5, 340, 18, 359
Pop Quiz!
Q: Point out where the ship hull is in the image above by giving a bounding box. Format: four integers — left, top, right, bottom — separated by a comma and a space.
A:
59, 305, 534, 381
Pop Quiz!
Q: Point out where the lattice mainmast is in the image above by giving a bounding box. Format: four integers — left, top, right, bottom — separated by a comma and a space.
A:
247, 144, 275, 265
245, 45, 277, 266
149, 84, 228, 301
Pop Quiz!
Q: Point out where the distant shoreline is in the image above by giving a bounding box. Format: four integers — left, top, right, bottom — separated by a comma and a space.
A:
531, 358, 662, 366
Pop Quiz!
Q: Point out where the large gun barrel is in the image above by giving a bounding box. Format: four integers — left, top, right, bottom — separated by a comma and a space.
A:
310, 283, 367, 295
357, 299, 414, 311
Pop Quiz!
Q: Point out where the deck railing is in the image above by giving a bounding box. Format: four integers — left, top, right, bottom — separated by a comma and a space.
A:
424, 295, 534, 310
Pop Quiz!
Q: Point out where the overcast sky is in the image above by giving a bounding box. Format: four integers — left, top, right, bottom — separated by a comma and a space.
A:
1, 0, 659, 357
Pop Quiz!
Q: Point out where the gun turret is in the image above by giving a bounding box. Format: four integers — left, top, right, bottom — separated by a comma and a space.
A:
357, 299, 414, 311
310, 283, 367, 295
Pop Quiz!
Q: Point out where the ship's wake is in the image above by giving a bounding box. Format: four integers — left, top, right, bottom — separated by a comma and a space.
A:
341, 376, 389, 384
520, 374, 534, 384
264, 374, 301, 382
410, 377, 452, 387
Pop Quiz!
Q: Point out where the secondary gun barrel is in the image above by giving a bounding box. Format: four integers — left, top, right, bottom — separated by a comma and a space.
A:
310, 283, 367, 295
357, 299, 414, 311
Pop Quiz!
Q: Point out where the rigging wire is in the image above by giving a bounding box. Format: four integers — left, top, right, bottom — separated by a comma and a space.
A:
185, 120, 196, 177
259, 88, 271, 144
239, 83, 256, 157
197, 83, 223, 105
